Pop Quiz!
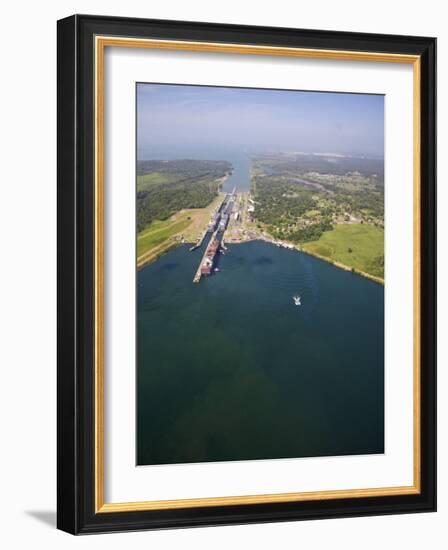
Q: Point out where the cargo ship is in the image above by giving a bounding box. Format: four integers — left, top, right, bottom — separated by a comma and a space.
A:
193, 231, 221, 282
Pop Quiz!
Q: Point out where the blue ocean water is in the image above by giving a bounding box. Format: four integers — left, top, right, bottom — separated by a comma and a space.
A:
137, 240, 384, 465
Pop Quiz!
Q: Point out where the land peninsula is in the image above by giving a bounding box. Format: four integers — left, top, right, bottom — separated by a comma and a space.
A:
136, 159, 231, 268
249, 153, 384, 283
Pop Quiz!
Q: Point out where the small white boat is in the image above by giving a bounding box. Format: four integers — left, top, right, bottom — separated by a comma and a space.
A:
214, 267, 220, 272
293, 295, 301, 306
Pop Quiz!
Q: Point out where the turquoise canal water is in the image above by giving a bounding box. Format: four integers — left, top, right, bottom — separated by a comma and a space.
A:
222, 153, 251, 192
137, 239, 384, 465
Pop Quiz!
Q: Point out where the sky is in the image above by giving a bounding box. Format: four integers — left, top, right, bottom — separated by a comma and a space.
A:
137, 83, 384, 158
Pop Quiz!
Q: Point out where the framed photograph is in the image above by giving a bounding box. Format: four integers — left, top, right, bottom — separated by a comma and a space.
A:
57, 14, 436, 534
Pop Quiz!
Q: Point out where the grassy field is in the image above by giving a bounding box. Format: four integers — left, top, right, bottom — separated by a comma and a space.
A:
137, 216, 191, 257
302, 224, 384, 280
137, 172, 177, 192
137, 194, 224, 269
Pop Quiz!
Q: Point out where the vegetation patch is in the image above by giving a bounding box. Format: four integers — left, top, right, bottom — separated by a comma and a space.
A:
302, 224, 384, 279
137, 172, 177, 192
137, 159, 231, 232
137, 216, 192, 258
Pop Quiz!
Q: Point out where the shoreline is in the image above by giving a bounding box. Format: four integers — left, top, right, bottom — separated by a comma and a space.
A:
137, 188, 226, 270
226, 235, 384, 285
297, 246, 384, 285
137, 240, 181, 270
137, 191, 384, 285
137, 235, 384, 285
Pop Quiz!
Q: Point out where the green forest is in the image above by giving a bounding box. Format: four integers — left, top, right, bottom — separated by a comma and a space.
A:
137, 159, 231, 232
253, 176, 334, 242
252, 154, 384, 244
